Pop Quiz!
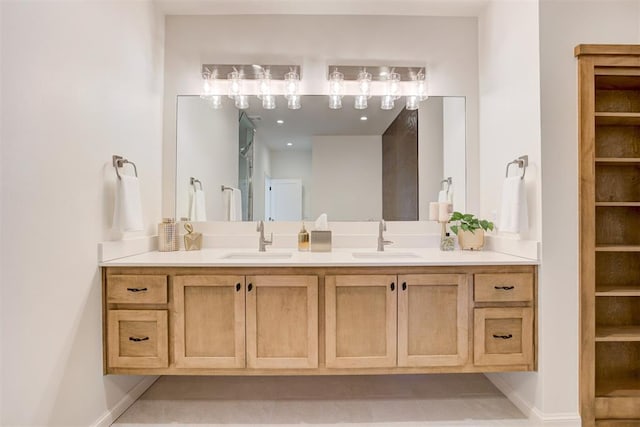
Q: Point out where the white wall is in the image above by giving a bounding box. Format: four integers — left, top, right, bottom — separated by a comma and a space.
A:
176, 96, 238, 221
270, 150, 313, 220
312, 135, 382, 220
534, 0, 640, 418
478, 0, 541, 241
0, 1, 164, 425
162, 14, 480, 217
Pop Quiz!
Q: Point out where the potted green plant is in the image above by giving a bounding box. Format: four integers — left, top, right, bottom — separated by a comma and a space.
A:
448, 212, 494, 250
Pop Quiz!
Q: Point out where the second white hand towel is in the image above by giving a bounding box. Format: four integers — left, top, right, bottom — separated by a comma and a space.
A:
225, 187, 242, 221
498, 176, 528, 234
189, 188, 207, 221
113, 175, 144, 232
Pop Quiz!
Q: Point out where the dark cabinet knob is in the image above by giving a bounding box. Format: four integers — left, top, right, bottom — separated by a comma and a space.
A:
248, 283, 253, 292
402, 282, 407, 291
390, 282, 395, 291
236, 283, 241, 292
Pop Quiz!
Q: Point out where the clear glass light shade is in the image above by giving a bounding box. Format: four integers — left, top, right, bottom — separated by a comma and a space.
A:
329, 70, 344, 96
329, 95, 342, 110
381, 95, 395, 110
354, 95, 368, 110
262, 95, 276, 110
235, 95, 249, 109
385, 72, 401, 100
415, 72, 428, 100
285, 71, 300, 99
228, 71, 242, 99
357, 70, 372, 97
405, 95, 419, 110
287, 95, 301, 110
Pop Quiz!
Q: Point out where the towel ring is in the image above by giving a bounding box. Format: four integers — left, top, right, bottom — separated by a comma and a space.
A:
190, 177, 203, 191
505, 155, 528, 180
112, 155, 138, 180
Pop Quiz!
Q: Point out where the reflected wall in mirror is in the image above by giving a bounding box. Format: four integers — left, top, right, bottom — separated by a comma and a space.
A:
176, 95, 466, 222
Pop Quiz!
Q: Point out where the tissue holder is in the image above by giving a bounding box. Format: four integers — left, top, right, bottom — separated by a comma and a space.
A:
310, 230, 332, 252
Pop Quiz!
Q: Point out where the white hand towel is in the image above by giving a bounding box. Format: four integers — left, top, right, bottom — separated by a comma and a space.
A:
189, 188, 207, 221
438, 190, 448, 203
498, 176, 528, 234
225, 187, 242, 221
113, 175, 144, 232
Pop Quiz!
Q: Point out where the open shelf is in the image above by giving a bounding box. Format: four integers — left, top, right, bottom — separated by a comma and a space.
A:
596, 377, 640, 398
596, 113, 640, 126
596, 206, 640, 246
596, 164, 640, 202
595, 202, 640, 207
596, 246, 640, 252
595, 158, 640, 164
596, 326, 640, 342
596, 73, 640, 90
596, 126, 640, 158
597, 253, 640, 291
596, 342, 640, 398
596, 286, 640, 297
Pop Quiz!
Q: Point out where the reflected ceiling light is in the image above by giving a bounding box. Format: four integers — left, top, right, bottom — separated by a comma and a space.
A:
328, 69, 345, 110
360, 116, 368, 121
406, 70, 428, 111
285, 69, 301, 110
258, 69, 276, 110
276, 119, 284, 124
381, 72, 401, 110
200, 68, 222, 109
355, 70, 372, 110
287, 142, 293, 146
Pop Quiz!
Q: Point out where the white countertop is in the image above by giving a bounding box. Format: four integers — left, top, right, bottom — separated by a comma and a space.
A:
100, 247, 538, 267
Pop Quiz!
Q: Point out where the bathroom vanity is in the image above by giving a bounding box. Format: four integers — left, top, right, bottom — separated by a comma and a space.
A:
101, 250, 537, 376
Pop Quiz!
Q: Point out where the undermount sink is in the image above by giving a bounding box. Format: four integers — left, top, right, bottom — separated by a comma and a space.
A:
351, 252, 421, 259
222, 252, 293, 260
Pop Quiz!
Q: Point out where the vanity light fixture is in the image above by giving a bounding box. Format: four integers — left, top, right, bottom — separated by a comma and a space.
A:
328, 69, 345, 109
200, 64, 302, 110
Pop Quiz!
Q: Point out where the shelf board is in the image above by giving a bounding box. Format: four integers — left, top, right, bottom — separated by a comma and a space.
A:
596, 286, 640, 296
596, 112, 640, 126
596, 326, 640, 342
595, 157, 640, 164
597, 377, 640, 398
596, 246, 640, 252
595, 202, 640, 207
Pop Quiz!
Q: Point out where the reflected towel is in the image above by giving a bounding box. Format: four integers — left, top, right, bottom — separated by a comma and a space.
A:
225, 187, 242, 221
113, 175, 144, 232
498, 176, 528, 234
189, 188, 207, 221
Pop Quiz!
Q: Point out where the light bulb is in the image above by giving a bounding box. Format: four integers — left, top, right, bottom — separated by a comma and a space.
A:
228, 70, 242, 99
357, 70, 372, 97
386, 72, 401, 99
285, 70, 300, 99
209, 95, 222, 109
262, 95, 276, 110
406, 95, 419, 110
415, 71, 428, 101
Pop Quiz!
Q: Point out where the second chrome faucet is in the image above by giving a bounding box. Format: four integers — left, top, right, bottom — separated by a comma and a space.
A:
257, 220, 273, 252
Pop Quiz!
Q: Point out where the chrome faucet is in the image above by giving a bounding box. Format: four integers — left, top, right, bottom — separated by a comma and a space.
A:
377, 219, 393, 251
257, 220, 273, 252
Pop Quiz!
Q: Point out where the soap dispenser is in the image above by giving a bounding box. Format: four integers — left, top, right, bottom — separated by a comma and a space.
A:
298, 223, 310, 251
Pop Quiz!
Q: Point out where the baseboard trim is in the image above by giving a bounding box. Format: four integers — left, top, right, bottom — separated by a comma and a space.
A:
486, 374, 581, 426
92, 376, 159, 427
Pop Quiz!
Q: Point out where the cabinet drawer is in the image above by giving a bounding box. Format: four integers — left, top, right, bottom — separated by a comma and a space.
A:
107, 310, 168, 368
474, 307, 533, 367
107, 275, 167, 304
474, 273, 533, 302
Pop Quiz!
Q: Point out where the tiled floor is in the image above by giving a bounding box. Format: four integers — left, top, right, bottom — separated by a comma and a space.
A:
114, 374, 533, 426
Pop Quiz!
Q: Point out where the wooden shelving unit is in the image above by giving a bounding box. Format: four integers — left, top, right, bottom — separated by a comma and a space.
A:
577, 44, 640, 427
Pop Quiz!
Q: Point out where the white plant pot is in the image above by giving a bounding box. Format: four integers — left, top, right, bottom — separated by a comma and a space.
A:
457, 229, 485, 250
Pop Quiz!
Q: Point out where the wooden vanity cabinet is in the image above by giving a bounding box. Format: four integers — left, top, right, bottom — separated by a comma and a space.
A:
103, 265, 536, 375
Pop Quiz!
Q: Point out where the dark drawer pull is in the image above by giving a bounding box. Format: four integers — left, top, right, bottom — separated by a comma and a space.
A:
248, 283, 253, 292
494, 286, 515, 290
492, 334, 513, 340
236, 283, 241, 292
129, 336, 150, 342
127, 287, 148, 292
402, 282, 407, 291
390, 282, 395, 291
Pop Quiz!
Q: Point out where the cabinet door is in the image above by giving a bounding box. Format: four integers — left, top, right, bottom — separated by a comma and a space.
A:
246, 275, 318, 369
325, 275, 397, 368
173, 275, 245, 368
398, 274, 469, 367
